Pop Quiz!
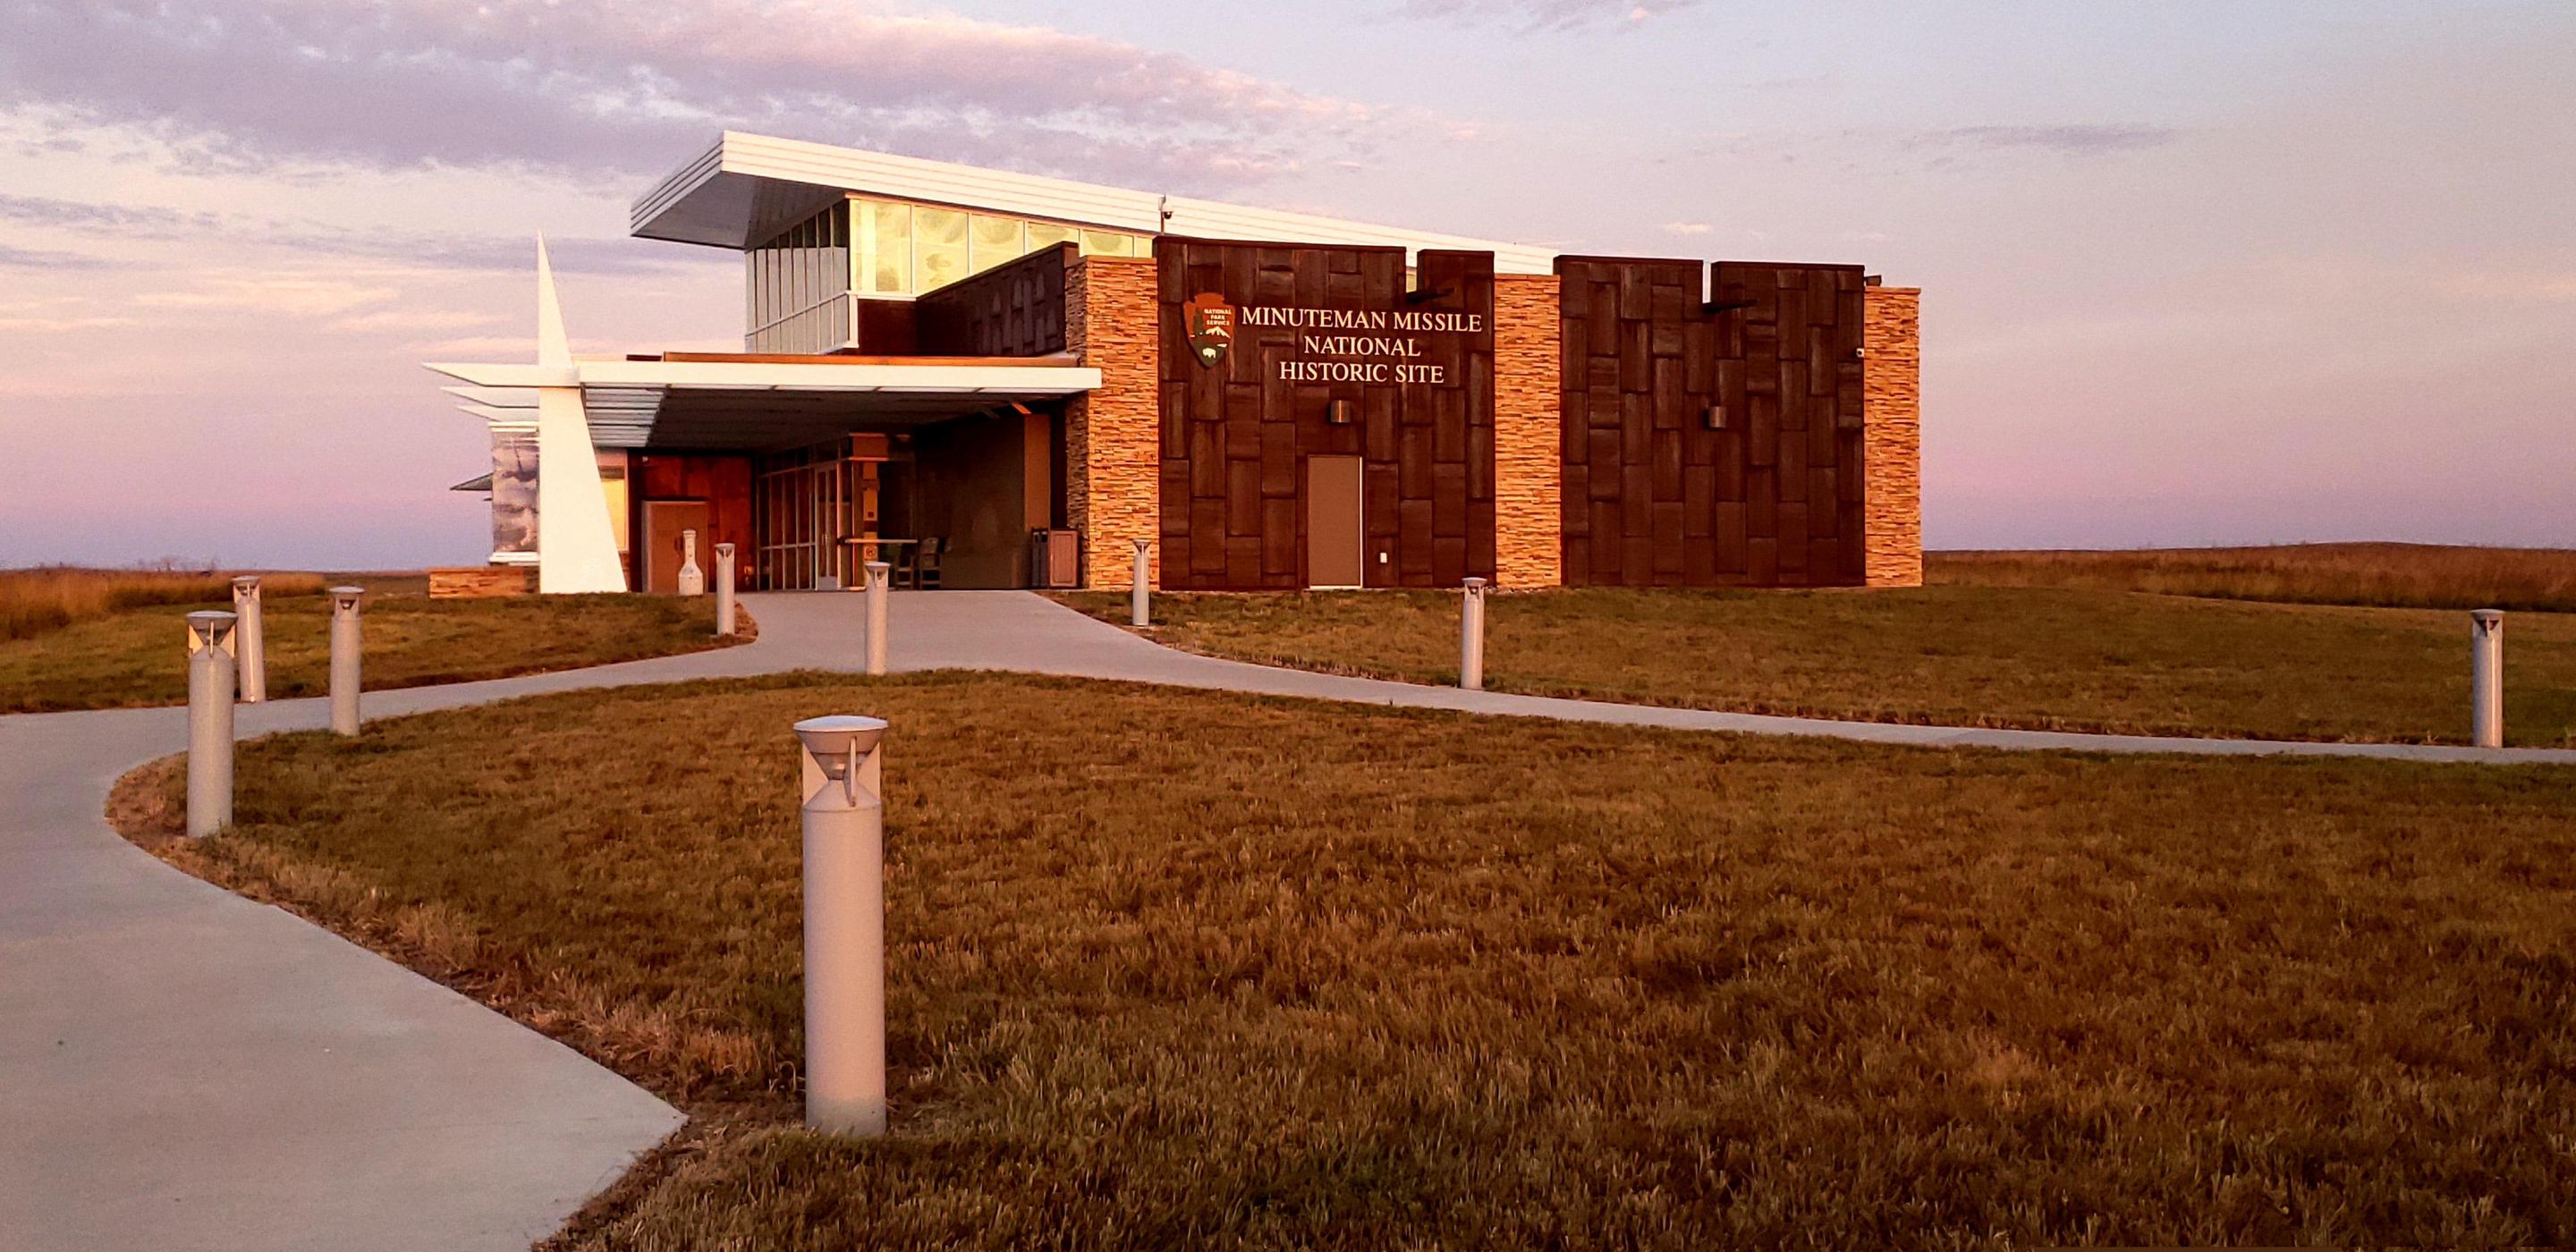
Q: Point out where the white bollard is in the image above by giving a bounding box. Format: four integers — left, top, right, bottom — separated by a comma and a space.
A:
794, 715, 890, 1137
2471, 609, 2504, 748
1460, 577, 1487, 692
185, 611, 238, 837
229, 575, 266, 704
1130, 538, 1151, 627
328, 587, 364, 737
715, 543, 737, 637
677, 529, 706, 596
864, 560, 890, 676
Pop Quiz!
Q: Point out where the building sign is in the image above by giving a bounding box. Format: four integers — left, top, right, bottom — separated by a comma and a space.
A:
1185, 292, 1482, 384
1183, 292, 1233, 367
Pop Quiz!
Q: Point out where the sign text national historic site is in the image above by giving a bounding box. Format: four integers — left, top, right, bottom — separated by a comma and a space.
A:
1185, 292, 1482, 383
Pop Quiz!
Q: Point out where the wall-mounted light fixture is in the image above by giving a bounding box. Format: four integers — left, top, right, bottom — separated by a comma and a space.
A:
1703, 405, 1727, 431
1327, 399, 1357, 426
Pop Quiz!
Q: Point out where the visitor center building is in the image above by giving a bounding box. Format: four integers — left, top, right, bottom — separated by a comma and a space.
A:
428, 131, 1922, 596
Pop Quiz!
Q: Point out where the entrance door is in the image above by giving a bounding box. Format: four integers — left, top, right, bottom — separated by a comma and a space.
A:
643, 501, 710, 594
1305, 455, 1363, 588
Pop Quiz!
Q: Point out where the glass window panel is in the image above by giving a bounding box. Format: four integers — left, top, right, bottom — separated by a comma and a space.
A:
914, 206, 969, 292
969, 213, 1024, 274
853, 199, 911, 295
1025, 221, 1077, 252
831, 203, 849, 248
1080, 230, 1138, 258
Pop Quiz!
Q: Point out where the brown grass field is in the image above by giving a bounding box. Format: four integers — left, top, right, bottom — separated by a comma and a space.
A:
1058, 585, 2576, 747
114, 673, 2576, 1248
1933, 542, 2576, 613
0, 588, 736, 714
0, 565, 335, 640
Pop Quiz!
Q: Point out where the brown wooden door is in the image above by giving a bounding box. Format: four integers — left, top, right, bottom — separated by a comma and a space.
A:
644, 501, 710, 594
1305, 456, 1363, 588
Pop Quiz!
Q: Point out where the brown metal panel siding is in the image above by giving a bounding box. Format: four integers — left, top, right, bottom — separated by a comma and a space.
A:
1153, 237, 1496, 590
1555, 255, 1868, 587
913, 244, 1072, 356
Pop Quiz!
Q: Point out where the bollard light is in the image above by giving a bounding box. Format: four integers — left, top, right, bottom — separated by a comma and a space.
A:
184, 611, 238, 837
328, 586, 364, 737
1130, 538, 1151, 627
1460, 577, 1488, 692
677, 529, 706, 596
230, 575, 267, 704
794, 714, 890, 1137
863, 560, 890, 676
2471, 609, 2504, 748
715, 543, 738, 637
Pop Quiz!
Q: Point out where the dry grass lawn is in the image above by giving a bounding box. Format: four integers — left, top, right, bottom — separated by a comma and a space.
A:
1059, 586, 2576, 747
1935, 543, 2576, 613
115, 673, 2576, 1248
2, 590, 738, 713
1, 565, 331, 640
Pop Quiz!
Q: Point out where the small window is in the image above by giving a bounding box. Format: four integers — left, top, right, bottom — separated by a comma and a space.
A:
1080, 230, 1137, 258
1025, 221, 1078, 252
969, 214, 1025, 274
853, 199, 911, 295
914, 207, 969, 292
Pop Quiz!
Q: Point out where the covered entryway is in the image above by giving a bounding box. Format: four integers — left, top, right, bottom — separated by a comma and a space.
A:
432, 352, 1100, 594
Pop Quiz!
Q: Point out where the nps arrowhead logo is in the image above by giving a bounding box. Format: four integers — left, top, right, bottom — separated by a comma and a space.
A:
1183, 292, 1234, 368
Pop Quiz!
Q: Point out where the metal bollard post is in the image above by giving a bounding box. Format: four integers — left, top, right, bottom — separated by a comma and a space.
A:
1460, 577, 1487, 691
794, 715, 890, 1137
715, 543, 737, 637
677, 529, 706, 596
864, 561, 890, 676
1130, 538, 1151, 627
230, 575, 266, 703
185, 611, 238, 837
2471, 609, 2504, 748
328, 587, 364, 737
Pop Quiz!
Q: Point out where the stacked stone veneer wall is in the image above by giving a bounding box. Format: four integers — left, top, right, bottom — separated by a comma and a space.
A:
1493, 274, 1563, 587
1861, 286, 1923, 587
1064, 256, 1161, 588
428, 565, 535, 597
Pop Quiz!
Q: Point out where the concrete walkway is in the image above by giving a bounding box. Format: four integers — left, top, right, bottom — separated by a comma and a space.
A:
861, 590, 2576, 766
4, 590, 2563, 1251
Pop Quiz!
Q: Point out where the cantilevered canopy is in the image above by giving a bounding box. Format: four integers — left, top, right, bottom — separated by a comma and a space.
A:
424, 352, 1102, 450
631, 131, 1561, 275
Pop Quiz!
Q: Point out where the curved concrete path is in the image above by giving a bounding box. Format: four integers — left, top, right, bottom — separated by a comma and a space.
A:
4, 591, 2564, 1251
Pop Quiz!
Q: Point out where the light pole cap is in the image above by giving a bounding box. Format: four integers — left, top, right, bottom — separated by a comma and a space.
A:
794, 715, 888, 777
1463, 577, 1488, 589
2472, 608, 2504, 622
186, 610, 237, 630
1134, 537, 1150, 551
231, 575, 259, 589
865, 561, 891, 574
715, 543, 734, 555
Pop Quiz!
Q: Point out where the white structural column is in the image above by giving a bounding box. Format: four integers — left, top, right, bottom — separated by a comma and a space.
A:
532, 237, 629, 594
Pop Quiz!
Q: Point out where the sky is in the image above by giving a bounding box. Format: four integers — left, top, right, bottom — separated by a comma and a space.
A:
1, 0, 2570, 567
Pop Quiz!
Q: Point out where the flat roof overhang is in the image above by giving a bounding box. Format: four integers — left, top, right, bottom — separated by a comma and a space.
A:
426, 353, 1101, 451
630, 131, 1562, 274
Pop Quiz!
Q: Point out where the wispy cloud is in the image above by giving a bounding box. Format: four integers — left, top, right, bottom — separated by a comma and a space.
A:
0, 0, 1428, 192
1662, 221, 1712, 236
1905, 124, 2184, 156
1394, 0, 1696, 30
0, 191, 714, 276
0, 240, 117, 269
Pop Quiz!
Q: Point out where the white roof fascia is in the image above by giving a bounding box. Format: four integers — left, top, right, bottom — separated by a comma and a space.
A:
428, 359, 1100, 395
630, 131, 1557, 271
1159, 195, 1558, 275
